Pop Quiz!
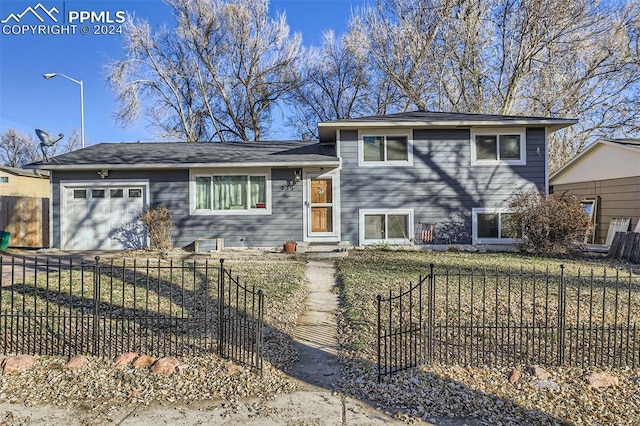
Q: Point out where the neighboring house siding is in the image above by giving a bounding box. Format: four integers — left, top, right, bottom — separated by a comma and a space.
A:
551, 176, 640, 245
339, 127, 546, 245
0, 172, 49, 197
51, 168, 302, 249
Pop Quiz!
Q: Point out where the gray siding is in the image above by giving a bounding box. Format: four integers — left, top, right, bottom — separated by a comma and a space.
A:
338, 127, 547, 244
551, 176, 640, 244
51, 168, 303, 249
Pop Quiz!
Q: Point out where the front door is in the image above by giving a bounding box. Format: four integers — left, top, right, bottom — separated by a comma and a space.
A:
304, 172, 340, 242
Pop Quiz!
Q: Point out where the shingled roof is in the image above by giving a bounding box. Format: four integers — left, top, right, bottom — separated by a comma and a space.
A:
30, 140, 340, 170
318, 110, 577, 142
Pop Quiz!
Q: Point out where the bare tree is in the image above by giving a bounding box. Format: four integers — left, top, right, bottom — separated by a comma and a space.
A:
0, 129, 36, 167
62, 129, 82, 153
0, 128, 82, 167
349, 0, 460, 111
347, 0, 640, 170
286, 31, 375, 138
107, 0, 301, 142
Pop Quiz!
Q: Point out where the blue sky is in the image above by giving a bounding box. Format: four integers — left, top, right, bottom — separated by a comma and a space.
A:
0, 0, 367, 146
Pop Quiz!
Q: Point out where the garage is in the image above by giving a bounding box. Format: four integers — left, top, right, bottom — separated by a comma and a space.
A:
62, 184, 147, 250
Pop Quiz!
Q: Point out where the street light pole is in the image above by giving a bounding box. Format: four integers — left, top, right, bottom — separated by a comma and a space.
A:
43, 72, 85, 149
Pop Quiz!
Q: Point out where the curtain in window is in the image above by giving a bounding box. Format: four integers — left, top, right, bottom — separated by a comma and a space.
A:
250, 176, 266, 208
196, 177, 211, 209
212, 176, 246, 210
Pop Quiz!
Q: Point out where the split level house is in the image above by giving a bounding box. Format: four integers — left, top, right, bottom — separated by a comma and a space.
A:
30, 111, 577, 251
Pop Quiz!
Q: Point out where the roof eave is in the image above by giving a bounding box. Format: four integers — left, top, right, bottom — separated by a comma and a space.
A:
31, 160, 342, 171
319, 119, 578, 141
550, 138, 640, 182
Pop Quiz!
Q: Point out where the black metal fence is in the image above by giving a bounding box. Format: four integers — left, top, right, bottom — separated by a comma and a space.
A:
218, 259, 264, 374
0, 256, 264, 373
377, 264, 640, 381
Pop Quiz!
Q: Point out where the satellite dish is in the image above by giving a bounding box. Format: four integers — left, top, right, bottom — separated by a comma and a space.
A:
35, 129, 64, 146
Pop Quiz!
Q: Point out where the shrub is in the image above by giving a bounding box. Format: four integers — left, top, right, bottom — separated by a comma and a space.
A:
508, 189, 592, 254
138, 205, 174, 251
433, 212, 472, 244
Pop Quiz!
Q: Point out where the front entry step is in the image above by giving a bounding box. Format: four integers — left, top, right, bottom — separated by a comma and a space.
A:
297, 241, 349, 254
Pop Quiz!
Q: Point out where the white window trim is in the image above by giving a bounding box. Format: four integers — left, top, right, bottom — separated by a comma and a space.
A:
189, 168, 272, 216
470, 128, 526, 166
358, 208, 414, 246
357, 129, 413, 167
472, 207, 519, 244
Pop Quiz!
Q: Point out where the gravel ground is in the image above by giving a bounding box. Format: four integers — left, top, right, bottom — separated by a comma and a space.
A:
0, 265, 308, 421
338, 361, 640, 424
333, 251, 640, 425
0, 355, 295, 414
336, 310, 640, 425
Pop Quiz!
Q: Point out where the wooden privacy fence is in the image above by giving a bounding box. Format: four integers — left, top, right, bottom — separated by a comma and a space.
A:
377, 264, 640, 382
0, 257, 265, 374
0, 196, 49, 248
609, 232, 640, 264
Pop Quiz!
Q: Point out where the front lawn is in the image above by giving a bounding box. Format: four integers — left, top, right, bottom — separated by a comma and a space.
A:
336, 250, 640, 424
0, 257, 306, 369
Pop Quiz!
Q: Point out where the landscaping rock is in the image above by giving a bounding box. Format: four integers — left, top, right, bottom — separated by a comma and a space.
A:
528, 365, 552, 380
508, 368, 521, 384
224, 362, 241, 376
113, 352, 138, 367
2, 355, 37, 375
451, 365, 466, 375
132, 355, 155, 369
584, 371, 619, 389
533, 379, 560, 391
150, 357, 181, 375
64, 355, 88, 370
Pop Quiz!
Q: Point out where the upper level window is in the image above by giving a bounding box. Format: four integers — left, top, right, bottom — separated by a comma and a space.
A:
0, 177, 8, 183
471, 128, 526, 165
358, 130, 413, 166
194, 174, 268, 214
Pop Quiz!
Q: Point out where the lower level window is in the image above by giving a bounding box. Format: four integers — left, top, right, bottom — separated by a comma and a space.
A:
473, 208, 515, 244
196, 175, 266, 211
360, 209, 413, 244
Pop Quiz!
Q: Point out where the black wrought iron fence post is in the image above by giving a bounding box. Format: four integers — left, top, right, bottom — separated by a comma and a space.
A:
92, 256, 101, 356
218, 259, 225, 358
557, 264, 567, 366
376, 294, 382, 383
256, 288, 264, 377
426, 263, 435, 364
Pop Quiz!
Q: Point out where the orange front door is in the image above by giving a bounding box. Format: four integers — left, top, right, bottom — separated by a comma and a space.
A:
309, 178, 333, 233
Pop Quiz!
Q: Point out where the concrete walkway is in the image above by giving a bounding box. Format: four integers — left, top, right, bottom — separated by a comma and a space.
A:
288, 259, 341, 389
282, 259, 401, 424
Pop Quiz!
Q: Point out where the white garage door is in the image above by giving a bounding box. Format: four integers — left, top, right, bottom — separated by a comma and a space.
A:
63, 185, 146, 250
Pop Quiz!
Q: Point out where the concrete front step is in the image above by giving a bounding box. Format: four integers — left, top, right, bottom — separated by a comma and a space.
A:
297, 241, 349, 254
